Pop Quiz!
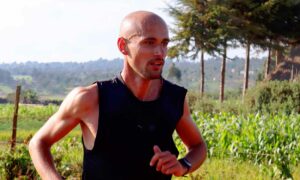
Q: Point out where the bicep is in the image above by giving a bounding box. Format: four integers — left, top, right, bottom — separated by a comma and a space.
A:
33, 111, 80, 146
176, 97, 204, 149
32, 87, 85, 146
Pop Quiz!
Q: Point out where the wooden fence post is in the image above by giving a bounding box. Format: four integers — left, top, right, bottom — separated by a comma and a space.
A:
11, 85, 21, 152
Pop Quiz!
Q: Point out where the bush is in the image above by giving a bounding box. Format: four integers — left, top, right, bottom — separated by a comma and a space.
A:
187, 91, 249, 115
0, 136, 82, 179
187, 91, 216, 114
245, 81, 300, 114
0, 145, 37, 180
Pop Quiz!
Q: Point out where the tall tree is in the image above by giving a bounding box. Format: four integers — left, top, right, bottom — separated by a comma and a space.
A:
202, 2, 238, 102
213, 0, 272, 99
167, 0, 216, 96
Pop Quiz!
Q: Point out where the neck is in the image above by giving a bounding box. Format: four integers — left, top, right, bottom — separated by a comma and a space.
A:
120, 71, 162, 101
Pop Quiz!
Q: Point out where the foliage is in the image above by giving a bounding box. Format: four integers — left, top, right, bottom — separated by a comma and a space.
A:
51, 136, 83, 179
0, 135, 82, 179
188, 91, 251, 115
256, 0, 300, 44
0, 104, 58, 121
1, 103, 300, 179
167, 63, 182, 82
0, 59, 123, 97
166, 0, 218, 58
192, 112, 300, 179
187, 80, 300, 115
187, 92, 217, 113
245, 80, 300, 114
0, 68, 15, 86
23, 89, 39, 104
0, 145, 37, 179
0, 58, 265, 98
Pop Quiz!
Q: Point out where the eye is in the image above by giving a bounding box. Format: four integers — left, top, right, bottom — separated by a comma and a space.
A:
162, 41, 169, 47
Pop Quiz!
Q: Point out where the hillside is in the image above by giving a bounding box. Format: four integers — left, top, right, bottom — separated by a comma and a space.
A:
0, 57, 265, 99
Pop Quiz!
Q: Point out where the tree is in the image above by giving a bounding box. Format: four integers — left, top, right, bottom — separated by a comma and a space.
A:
167, 62, 182, 82
246, 0, 300, 88
0, 68, 15, 86
23, 89, 39, 104
201, 2, 238, 102
167, 0, 217, 96
205, 0, 300, 99
210, 1, 272, 99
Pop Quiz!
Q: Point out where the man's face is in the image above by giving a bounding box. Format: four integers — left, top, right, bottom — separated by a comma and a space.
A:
125, 21, 169, 80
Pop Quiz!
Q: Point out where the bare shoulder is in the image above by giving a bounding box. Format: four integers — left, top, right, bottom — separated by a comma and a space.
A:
59, 83, 99, 117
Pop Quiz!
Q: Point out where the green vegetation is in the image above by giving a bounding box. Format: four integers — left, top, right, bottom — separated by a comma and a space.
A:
12, 75, 33, 84
1, 79, 300, 179
1, 94, 300, 179
246, 80, 300, 114
188, 80, 300, 115
0, 58, 264, 98
0, 144, 37, 179
0, 85, 13, 94
0, 1, 299, 179
195, 112, 300, 179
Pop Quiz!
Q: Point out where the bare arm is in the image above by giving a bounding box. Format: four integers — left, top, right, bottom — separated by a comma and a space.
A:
150, 96, 207, 176
29, 86, 96, 180
175, 97, 207, 173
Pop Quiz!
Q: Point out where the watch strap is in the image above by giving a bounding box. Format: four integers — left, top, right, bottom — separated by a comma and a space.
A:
179, 157, 192, 176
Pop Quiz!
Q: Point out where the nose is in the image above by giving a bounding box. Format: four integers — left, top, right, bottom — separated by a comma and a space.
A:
154, 45, 166, 58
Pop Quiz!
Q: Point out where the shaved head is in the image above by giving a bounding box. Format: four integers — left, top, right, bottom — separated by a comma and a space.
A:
119, 11, 168, 40
117, 11, 169, 80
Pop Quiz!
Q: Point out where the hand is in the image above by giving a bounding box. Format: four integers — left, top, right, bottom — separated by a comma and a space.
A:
149, 145, 187, 176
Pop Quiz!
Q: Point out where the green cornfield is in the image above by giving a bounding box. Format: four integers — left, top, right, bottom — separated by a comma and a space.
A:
0, 104, 300, 179
192, 112, 300, 179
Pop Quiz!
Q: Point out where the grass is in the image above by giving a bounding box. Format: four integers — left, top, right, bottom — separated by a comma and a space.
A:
1, 104, 300, 179
1, 130, 300, 179
188, 158, 270, 180
174, 158, 300, 180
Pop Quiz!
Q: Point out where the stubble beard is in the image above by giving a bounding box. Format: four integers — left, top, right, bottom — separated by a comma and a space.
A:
143, 59, 164, 80
143, 66, 163, 80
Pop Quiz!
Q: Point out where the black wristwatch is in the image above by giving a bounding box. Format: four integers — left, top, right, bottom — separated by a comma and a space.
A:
179, 157, 192, 175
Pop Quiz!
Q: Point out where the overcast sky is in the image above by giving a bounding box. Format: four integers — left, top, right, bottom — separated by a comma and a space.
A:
0, 0, 263, 63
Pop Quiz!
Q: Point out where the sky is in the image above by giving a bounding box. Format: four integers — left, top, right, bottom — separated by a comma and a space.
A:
0, 0, 264, 63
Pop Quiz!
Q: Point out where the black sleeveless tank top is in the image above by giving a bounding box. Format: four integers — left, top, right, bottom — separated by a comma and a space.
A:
82, 76, 187, 180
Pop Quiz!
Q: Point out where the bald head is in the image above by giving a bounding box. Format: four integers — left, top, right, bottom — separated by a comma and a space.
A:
119, 11, 168, 40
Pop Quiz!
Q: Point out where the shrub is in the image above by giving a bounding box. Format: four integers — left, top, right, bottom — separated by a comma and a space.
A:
187, 91, 249, 115
0, 136, 82, 179
245, 81, 300, 114
0, 145, 37, 180
187, 92, 216, 114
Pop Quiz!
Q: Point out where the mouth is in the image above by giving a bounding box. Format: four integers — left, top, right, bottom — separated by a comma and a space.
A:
149, 59, 164, 66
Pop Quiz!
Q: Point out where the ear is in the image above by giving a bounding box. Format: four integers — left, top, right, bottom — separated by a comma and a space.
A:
117, 37, 128, 55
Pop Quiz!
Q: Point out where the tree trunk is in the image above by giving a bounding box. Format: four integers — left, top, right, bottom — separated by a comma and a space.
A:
264, 46, 271, 79
200, 51, 205, 96
290, 64, 294, 81
243, 42, 250, 100
275, 49, 283, 66
219, 43, 227, 103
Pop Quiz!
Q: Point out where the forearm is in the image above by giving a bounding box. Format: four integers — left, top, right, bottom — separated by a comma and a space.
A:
29, 139, 62, 180
184, 142, 207, 173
